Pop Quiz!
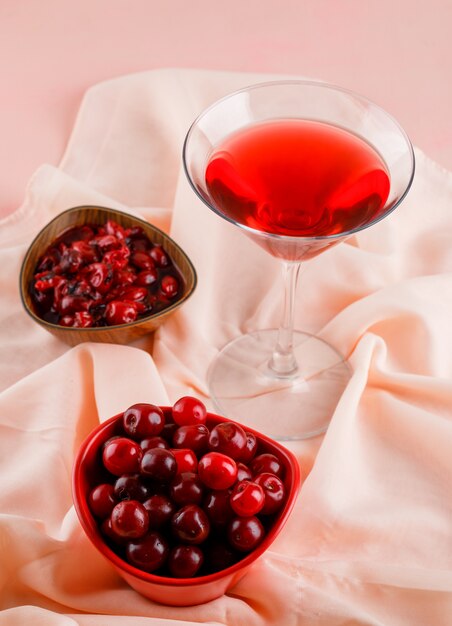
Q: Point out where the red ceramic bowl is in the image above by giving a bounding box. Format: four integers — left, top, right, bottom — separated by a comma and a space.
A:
72, 408, 301, 606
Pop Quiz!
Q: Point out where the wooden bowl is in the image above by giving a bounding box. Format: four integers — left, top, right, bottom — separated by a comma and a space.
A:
19, 206, 197, 346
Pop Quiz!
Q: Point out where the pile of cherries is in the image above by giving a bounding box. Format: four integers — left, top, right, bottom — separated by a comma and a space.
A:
88, 397, 287, 578
30, 219, 184, 327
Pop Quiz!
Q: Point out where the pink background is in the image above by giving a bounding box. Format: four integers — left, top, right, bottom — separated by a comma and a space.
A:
1, 0, 451, 219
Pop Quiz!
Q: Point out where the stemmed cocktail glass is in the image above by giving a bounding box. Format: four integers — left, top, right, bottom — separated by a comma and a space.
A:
183, 81, 414, 440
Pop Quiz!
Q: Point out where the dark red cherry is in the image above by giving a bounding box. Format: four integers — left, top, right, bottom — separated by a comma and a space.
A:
126, 531, 169, 572
149, 245, 169, 267
254, 472, 286, 515
123, 403, 165, 439
168, 545, 204, 578
88, 483, 117, 519
227, 516, 265, 552
161, 275, 179, 297
105, 300, 137, 325
110, 500, 149, 539
171, 504, 210, 545
208, 422, 247, 460
114, 474, 150, 501
140, 436, 169, 451
170, 472, 204, 505
240, 431, 258, 463
204, 489, 234, 527
236, 462, 253, 483
102, 437, 142, 476
172, 424, 209, 455
135, 268, 158, 286
140, 448, 177, 482
143, 494, 176, 529
250, 453, 284, 479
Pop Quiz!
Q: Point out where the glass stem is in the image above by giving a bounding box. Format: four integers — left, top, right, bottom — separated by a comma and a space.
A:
268, 261, 301, 377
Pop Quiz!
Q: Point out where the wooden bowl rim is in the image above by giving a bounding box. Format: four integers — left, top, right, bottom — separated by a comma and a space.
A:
19, 205, 197, 333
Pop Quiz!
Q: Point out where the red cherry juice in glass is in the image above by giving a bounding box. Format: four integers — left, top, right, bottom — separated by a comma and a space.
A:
205, 120, 390, 238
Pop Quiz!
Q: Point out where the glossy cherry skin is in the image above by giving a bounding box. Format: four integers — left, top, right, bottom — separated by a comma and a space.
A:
172, 424, 209, 455
208, 422, 247, 461
171, 448, 198, 474
126, 531, 169, 572
240, 431, 258, 463
140, 448, 177, 482
236, 462, 253, 483
204, 489, 234, 528
102, 437, 142, 476
171, 504, 210, 545
161, 275, 179, 298
123, 403, 165, 439
170, 472, 204, 506
230, 480, 265, 517
198, 452, 238, 490
105, 300, 137, 325
172, 396, 207, 427
110, 500, 149, 539
88, 483, 117, 519
143, 494, 176, 530
150, 245, 169, 267
114, 474, 150, 502
140, 436, 169, 451
254, 472, 286, 515
168, 545, 204, 578
227, 516, 265, 552
250, 453, 284, 479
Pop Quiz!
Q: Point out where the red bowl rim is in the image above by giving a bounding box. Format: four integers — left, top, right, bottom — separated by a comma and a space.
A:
72, 407, 301, 588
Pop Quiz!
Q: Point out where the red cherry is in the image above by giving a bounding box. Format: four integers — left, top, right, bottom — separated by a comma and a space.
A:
171, 448, 198, 474
236, 462, 253, 483
204, 490, 234, 527
110, 500, 149, 539
102, 437, 142, 476
208, 422, 247, 460
105, 300, 137, 325
135, 268, 158, 286
150, 245, 169, 267
254, 472, 286, 515
131, 250, 155, 270
240, 431, 258, 463
114, 474, 150, 501
172, 424, 209, 455
123, 403, 165, 439
198, 452, 238, 490
227, 516, 265, 552
140, 448, 177, 482
161, 275, 179, 297
126, 531, 169, 572
168, 545, 204, 578
170, 472, 204, 506
172, 396, 207, 427
171, 504, 210, 545
140, 436, 169, 451
230, 480, 265, 517
143, 494, 176, 529
250, 453, 284, 479
88, 483, 117, 519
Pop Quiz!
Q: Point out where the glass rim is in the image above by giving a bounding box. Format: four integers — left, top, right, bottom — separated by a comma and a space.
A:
182, 79, 416, 243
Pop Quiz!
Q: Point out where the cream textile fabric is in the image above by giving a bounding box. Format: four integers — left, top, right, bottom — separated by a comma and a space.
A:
0, 69, 451, 625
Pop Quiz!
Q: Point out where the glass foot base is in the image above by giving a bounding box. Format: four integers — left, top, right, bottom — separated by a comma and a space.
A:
207, 330, 352, 440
